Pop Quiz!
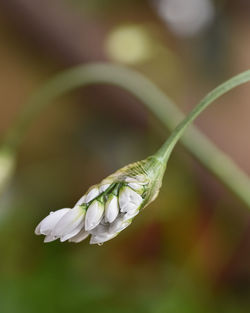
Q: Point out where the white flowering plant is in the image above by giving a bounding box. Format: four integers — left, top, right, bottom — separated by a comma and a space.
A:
34, 67, 250, 245
0, 63, 249, 245
35, 156, 166, 245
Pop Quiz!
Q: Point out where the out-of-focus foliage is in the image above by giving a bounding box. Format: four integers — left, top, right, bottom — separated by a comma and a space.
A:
0, 0, 250, 312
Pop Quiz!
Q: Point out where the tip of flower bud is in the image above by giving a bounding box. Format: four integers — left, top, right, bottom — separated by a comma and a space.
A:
85, 187, 100, 203
105, 194, 119, 223
85, 200, 104, 231
119, 186, 143, 213
99, 183, 110, 193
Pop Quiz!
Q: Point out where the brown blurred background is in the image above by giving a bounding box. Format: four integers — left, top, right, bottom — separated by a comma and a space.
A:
0, 1, 250, 312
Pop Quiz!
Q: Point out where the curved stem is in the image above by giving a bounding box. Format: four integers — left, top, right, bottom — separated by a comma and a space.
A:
155, 70, 250, 163
2, 64, 250, 207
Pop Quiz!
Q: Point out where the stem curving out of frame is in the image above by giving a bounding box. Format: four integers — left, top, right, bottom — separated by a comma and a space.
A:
1, 64, 250, 207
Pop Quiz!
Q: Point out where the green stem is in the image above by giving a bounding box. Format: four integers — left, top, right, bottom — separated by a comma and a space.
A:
2, 64, 250, 207
155, 70, 250, 163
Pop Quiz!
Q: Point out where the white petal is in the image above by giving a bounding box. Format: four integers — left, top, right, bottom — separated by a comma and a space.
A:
69, 229, 89, 243
89, 224, 109, 236
119, 186, 143, 213
44, 234, 58, 243
105, 195, 119, 223
35, 211, 55, 235
60, 223, 83, 242
109, 215, 132, 234
52, 206, 85, 238
85, 187, 99, 203
74, 194, 86, 207
124, 210, 139, 221
35, 222, 42, 235
99, 184, 110, 193
36, 208, 71, 236
85, 200, 104, 231
90, 232, 117, 245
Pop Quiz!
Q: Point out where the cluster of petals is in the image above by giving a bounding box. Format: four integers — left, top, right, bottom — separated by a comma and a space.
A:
35, 176, 147, 245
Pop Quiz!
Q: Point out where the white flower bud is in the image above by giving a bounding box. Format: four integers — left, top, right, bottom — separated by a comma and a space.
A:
119, 186, 143, 213
35, 208, 71, 236
89, 224, 108, 236
69, 229, 89, 243
85, 187, 99, 203
52, 206, 85, 240
35, 155, 165, 245
60, 223, 84, 242
90, 232, 117, 245
89, 224, 115, 244
85, 200, 104, 231
124, 209, 139, 220
109, 215, 132, 234
99, 184, 110, 193
105, 194, 119, 223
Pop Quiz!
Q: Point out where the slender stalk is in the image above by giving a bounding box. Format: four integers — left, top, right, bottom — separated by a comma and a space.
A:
2, 64, 250, 207
155, 70, 250, 163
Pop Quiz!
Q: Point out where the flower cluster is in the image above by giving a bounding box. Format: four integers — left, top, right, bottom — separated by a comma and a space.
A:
35, 157, 165, 245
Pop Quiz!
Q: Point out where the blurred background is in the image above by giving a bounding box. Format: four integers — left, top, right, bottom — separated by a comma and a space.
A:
0, 0, 250, 312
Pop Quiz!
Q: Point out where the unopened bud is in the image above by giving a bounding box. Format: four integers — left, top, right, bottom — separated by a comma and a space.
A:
35, 155, 165, 245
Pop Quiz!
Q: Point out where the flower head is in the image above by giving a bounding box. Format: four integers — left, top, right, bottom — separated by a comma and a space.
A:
35, 156, 165, 245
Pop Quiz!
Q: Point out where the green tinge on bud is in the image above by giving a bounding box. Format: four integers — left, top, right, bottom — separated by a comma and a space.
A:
35, 155, 166, 245
127, 182, 144, 194
101, 155, 166, 208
